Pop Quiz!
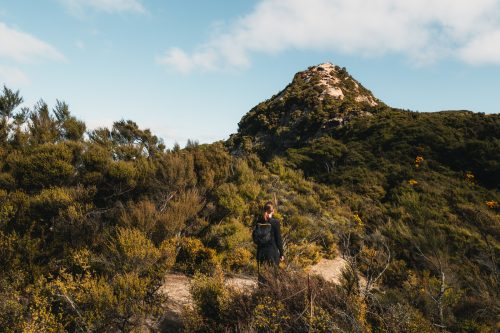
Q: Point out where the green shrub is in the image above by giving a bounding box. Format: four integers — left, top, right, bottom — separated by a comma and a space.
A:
174, 237, 219, 275
107, 227, 160, 273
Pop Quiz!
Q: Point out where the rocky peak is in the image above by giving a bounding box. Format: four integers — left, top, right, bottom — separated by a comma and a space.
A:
228, 62, 386, 156
292, 62, 379, 106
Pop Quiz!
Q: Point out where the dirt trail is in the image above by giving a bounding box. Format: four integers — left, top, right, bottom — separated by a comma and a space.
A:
306, 256, 348, 284
158, 274, 192, 313
157, 257, 349, 331
160, 257, 348, 314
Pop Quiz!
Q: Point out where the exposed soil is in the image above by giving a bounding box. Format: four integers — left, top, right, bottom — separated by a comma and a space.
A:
306, 256, 348, 284
157, 257, 349, 332
160, 257, 347, 311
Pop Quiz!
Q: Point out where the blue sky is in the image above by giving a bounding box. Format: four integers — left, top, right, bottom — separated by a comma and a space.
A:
1, 0, 499, 147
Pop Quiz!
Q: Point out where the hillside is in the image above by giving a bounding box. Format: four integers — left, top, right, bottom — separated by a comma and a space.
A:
230, 63, 385, 156
227, 63, 500, 332
0, 62, 499, 332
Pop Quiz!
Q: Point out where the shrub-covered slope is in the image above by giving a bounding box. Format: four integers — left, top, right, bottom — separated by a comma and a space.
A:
0, 60, 498, 332
226, 64, 499, 332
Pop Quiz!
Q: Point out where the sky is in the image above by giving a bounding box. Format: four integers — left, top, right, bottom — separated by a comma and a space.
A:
1, 0, 499, 147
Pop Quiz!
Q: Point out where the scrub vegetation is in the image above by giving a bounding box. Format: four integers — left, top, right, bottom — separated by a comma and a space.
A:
0, 63, 498, 333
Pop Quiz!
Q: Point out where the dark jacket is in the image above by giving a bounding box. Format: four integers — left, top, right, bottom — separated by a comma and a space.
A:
255, 217, 284, 266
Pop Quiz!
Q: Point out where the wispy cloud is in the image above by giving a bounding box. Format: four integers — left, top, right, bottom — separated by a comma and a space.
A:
158, 0, 500, 73
156, 47, 218, 74
0, 22, 66, 63
0, 65, 30, 86
58, 0, 146, 14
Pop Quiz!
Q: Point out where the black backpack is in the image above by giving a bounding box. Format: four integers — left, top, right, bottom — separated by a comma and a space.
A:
252, 220, 273, 246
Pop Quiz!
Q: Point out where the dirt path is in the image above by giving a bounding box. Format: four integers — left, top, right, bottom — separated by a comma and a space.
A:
306, 256, 348, 284
160, 257, 348, 313
157, 257, 349, 331
158, 273, 192, 313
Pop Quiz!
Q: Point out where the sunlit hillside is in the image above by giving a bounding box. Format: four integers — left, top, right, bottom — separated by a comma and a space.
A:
0, 64, 498, 332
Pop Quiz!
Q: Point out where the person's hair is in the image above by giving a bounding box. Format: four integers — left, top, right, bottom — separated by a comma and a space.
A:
263, 201, 274, 213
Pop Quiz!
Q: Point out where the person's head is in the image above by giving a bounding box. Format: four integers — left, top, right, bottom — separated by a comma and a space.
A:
263, 201, 274, 220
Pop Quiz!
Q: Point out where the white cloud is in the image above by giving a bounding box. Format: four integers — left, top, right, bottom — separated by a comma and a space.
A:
158, 0, 500, 73
156, 47, 218, 74
59, 0, 146, 14
459, 30, 500, 65
0, 22, 66, 63
0, 66, 30, 86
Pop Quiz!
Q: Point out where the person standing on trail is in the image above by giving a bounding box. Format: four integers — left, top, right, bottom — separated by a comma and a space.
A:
252, 201, 284, 268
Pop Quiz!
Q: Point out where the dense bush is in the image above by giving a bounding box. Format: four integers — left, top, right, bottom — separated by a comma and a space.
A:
0, 80, 498, 332
184, 269, 440, 332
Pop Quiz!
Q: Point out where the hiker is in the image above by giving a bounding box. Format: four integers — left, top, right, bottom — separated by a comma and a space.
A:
252, 201, 284, 281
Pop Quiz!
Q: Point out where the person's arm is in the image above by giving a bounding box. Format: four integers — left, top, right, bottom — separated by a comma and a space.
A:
273, 219, 284, 258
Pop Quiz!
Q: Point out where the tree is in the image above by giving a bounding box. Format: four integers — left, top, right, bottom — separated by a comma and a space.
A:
0, 86, 23, 143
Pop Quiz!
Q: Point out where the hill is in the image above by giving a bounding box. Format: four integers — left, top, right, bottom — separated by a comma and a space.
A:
0, 61, 499, 332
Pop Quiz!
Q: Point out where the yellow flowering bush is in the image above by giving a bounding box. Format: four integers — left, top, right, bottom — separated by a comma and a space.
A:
252, 296, 290, 332
174, 237, 219, 275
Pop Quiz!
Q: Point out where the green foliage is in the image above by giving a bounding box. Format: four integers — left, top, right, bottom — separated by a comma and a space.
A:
51, 269, 165, 332
173, 237, 219, 275
214, 183, 246, 217
157, 189, 204, 240
190, 271, 229, 322
223, 247, 254, 273
31, 187, 73, 217
107, 227, 160, 273
107, 160, 137, 187
22, 277, 65, 333
285, 242, 322, 267
118, 199, 159, 236
10, 143, 76, 189
186, 269, 393, 332
0, 82, 498, 332
229, 69, 499, 331
252, 296, 290, 332
286, 135, 347, 177
53, 100, 86, 141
